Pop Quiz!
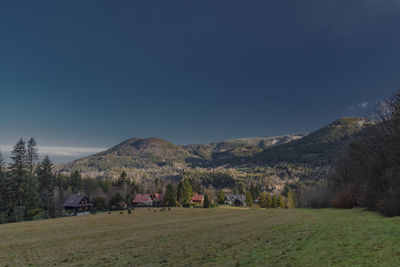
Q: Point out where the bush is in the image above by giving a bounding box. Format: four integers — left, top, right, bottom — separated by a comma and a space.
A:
120, 211, 124, 214
26, 208, 44, 220
127, 208, 132, 214
376, 189, 400, 217
32, 210, 45, 221
331, 191, 356, 209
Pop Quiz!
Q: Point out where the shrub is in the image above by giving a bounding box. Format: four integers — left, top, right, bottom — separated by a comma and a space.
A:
376, 189, 400, 217
127, 208, 132, 214
32, 210, 45, 221
331, 191, 356, 209
120, 211, 124, 214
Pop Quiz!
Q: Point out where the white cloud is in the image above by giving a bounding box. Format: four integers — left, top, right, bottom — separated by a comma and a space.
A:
0, 145, 106, 157
357, 102, 369, 108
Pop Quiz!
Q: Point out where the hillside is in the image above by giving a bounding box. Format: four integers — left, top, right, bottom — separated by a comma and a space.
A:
58, 117, 371, 181
2, 208, 400, 266
60, 137, 194, 172
252, 117, 373, 166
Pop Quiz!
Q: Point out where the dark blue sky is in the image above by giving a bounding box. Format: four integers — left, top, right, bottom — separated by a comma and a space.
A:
0, 0, 400, 160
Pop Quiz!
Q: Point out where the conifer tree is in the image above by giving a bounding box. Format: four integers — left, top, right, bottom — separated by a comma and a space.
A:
259, 192, 267, 208
69, 170, 83, 194
272, 195, 277, 208
203, 194, 210, 208
278, 195, 285, 208
165, 183, 176, 207
26, 138, 38, 175
36, 156, 55, 216
266, 194, 272, 208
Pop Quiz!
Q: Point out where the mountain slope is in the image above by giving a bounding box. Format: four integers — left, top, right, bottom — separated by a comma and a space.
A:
60, 137, 194, 172
252, 117, 373, 166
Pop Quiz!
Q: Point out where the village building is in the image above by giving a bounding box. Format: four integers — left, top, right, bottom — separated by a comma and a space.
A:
63, 193, 93, 215
191, 194, 204, 206
132, 194, 154, 207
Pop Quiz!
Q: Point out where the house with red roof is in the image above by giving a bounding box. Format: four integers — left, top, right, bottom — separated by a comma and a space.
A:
191, 194, 204, 206
132, 194, 153, 207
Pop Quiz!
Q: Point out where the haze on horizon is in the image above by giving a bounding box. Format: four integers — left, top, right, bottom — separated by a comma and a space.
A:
1, 0, 400, 163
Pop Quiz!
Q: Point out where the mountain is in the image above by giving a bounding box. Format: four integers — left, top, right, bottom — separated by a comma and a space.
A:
59, 137, 193, 172
58, 117, 372, 178
252, 117, 373, 166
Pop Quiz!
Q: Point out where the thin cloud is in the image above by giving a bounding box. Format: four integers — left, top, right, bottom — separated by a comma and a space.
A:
348, 101, 369, 111
0, 145, 106, 157
357, 102, 369, 108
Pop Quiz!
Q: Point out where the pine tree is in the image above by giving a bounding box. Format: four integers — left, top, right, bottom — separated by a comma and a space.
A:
266, 194, 272, 208
36, 156, 56, 216
272, 195, 277, 208
278, 195, 285, 208
69, 170, 83, 194
26, 138, 39, 175
165, 183, 176, 207
259, 192, 267, 208
203, 194, 210, 208
10, 139, 27, 177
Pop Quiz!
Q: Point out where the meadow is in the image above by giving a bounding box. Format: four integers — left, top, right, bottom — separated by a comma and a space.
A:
1, 207, 400, 266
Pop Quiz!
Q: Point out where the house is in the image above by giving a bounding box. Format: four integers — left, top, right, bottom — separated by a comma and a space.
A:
132, 194, 153, 207
191, 194, 204, 206
63, 194, 93, 215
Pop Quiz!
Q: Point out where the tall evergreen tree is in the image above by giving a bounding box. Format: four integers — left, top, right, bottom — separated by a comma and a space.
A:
26, 138, 38, 175
165, 183, 176, 207
37, 156, 56, 215
203, 194, 210, 208
69, 170, 83, 194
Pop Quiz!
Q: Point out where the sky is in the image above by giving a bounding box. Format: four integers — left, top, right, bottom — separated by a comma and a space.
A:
0, 0, 400, 163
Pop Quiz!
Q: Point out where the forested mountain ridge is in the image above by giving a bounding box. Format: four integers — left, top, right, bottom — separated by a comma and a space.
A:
252, 117, 373, 166
57, 117, 371, 179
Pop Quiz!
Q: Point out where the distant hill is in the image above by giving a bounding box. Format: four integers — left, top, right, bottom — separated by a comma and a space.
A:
58, 117, 372, 175
252, 117, 373, 166
59, 137, 193, 172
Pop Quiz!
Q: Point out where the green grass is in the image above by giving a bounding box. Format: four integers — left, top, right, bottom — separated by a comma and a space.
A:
1, 208, 400, 266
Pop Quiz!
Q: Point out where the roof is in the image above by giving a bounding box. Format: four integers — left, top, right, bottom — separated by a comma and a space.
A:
191, 194, 204, 202
63, 194, 92, 208
132, 194, 153, 203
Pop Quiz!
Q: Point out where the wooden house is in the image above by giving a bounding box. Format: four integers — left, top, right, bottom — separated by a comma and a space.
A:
191, 194, 204, 206
63, 194, 93, 215
132, 194, 153, 207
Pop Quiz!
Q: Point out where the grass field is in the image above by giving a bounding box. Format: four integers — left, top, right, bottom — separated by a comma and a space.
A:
1, 207, 400, 266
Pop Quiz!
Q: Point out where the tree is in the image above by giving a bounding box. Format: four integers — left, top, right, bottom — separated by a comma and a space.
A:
286, 191, 296, 208
278, 195, 285, 208
245, 191, 253, 207
272, 195, 277, 208
10, 139, 27, 177
177, 179, 193, 205
36, 156, 55, 216
26, 138, 39, 175
83, 178, 98, 200
266, 194, 272, 208
259, 192, 267, 208
203, 194, 210, 208
217, 190, 225, 204
165, 183, 176, 207
69, 171, 83, 194
93, 197, 107, 211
